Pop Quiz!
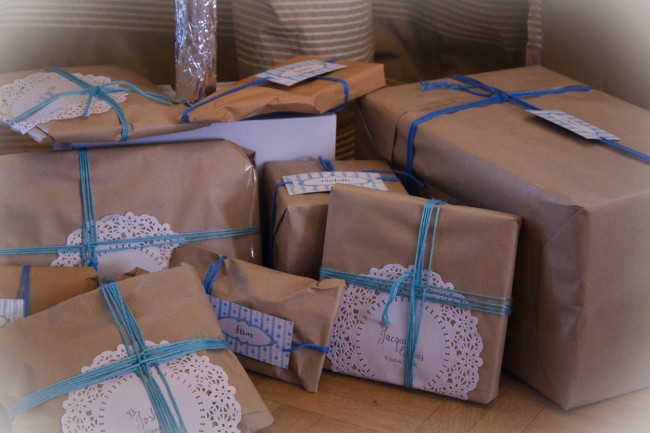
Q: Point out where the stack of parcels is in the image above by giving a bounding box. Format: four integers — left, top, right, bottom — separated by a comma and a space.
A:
0, 266, 97, 326
0, 139, 261, 281
0, 65, 200, 145
264, 159, 408, 279
355, 65, 650, 408
0, 265, 274, 433
321, 185, 521, 404
170, 245, 346, 392
182, 56, 386, 123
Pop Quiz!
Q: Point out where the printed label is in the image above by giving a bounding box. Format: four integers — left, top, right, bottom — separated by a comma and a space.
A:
210, 297, 293, 369
0, 299, 24, 328
256, 60, 346, 86
283, 171, 388, 195
528, 110, 621, 140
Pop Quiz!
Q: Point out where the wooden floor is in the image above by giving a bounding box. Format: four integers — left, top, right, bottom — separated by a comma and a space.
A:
250, 370, 650, 433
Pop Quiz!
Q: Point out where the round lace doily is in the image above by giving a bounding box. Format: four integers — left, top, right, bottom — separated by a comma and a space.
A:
61, 340, 242, 433
0, 71, 127, 134
327, 264, 484, 400
50, 212, 178, 281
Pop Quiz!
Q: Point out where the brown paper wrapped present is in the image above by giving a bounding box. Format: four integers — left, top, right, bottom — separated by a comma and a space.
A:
0, 265, 274, 433
0, 140, 261, 282
355, 65, 650, 408
320, 185, 520, 404
0, 65, 201, 144
264, 159, 409, 279
170, 244, 346, 393
0, 266, 97, 325
182, 56, 386, 123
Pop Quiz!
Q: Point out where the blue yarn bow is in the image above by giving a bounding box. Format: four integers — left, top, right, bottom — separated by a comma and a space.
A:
402, 74, 649, 191
9, 281, 228, 433
8, 67, 185, 142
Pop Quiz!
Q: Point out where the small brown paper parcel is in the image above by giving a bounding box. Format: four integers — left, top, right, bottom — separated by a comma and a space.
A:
170, 244, 346, 393
0, 265, 97, 326
0, 264, 274, 433
182, 56, 386, 123
0, 65, 202, 144
321, 185, 520, 404
355, 65, 650, 409
0, 139, 261, 282
264, 159, 409, 279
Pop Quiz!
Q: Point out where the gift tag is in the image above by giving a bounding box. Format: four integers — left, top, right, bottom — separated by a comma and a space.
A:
256, 60, 346, 86
283, 171, 388, 195
528, 110, 621, 140
0, 299, 24, 328
209, 297, 293, 369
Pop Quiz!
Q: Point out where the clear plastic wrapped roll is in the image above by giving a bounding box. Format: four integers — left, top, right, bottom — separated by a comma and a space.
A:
175, 0, 217, 103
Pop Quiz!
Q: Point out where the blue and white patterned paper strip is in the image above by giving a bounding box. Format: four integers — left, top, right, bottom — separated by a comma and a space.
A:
0, 299, 24, 328
209, 296, 293, 369
256, 60, 346, 87
528, 110, 621, 141
283, 171, 388, 196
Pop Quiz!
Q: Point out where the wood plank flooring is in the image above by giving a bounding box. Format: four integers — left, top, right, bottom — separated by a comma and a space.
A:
250, 370, 650, 433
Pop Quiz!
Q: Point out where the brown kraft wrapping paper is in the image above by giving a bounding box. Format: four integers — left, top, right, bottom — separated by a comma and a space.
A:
0, 266, 97, 317
170, 244, 346, 393
183, 56, 386, 123
0, 265, 274, 433
0, 65, 201, 144
321, 185, 520, 404
354, 65, 650, 409
0, 140, 261, 281
264, 159, 409, 279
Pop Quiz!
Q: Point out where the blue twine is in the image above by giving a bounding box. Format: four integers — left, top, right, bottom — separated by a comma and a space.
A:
318, 156, 335, 171
9, 280, 228, 433
319, 198, 510, 389
403, 75, 648, 191
315, 75, 350, 113
267, 180, 291, 268
181, 77, 270, 123
0, 148, 260, 266
16, 265, 31, 317
8, 67, 184, 142
202, 256, 228, 296
284, 341, 329, 354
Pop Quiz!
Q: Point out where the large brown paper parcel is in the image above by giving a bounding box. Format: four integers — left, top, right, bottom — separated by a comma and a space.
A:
0, 140, 261, 281
264, 159, 409, 279
0, 65, 201, 144
0, 265, 274, 433
182, 56, 386, 123
170, 245, 346, 392
354, 65, 650, 409
0, 266, 97, 322
321, 185, 520, 404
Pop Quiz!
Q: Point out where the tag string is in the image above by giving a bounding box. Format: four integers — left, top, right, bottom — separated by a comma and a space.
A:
9, 280, 228, 433
0, 148, 260, 268
8, 67, 185, 142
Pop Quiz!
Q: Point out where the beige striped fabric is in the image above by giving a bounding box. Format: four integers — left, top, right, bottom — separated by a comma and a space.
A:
0, 0, 539, 157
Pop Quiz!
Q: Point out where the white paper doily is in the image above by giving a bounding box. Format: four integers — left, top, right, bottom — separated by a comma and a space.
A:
0, 71, 127, 134
61, 340, 242, 433
327, 264, 484, 400
50, 212, 178, 281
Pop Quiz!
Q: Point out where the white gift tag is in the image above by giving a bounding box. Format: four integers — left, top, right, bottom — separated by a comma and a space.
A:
256, 60, 346, 86
0, 299, 24, 328
283, 171, 388, 195
528, 110, 621, 140
210, 296, 293, 369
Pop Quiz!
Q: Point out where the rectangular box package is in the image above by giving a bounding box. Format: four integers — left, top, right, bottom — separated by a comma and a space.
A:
0, 140, 261, 281
355, 65, 650, 408
321, 185, 520, 404
264, 159, 408, 279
